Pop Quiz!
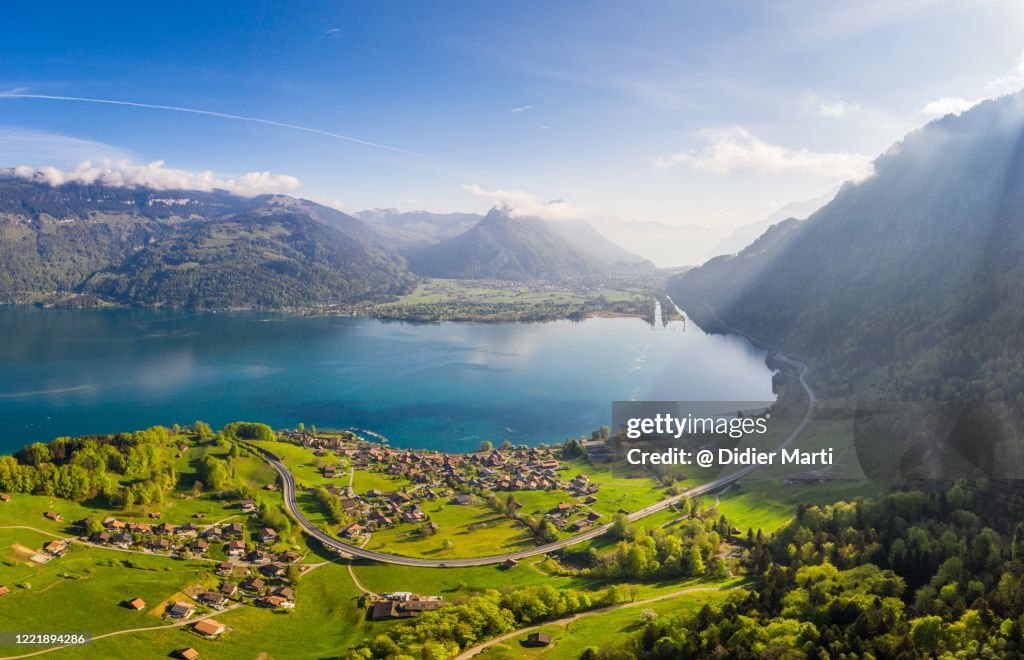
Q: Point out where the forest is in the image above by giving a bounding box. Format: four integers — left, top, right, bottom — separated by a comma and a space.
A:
0, 420, 274, 507
595, 481, 1024, 658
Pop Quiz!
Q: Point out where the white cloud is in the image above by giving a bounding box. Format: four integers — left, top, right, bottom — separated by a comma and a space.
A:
510, 105, 534, 113
655, 127, 874, 181
806, 92, 862, 118
14, 159, 303, 197
461, 183, 597, 221
922, 50, 1024, 119
920, 96, 983, 117
987, 49, 1024, 94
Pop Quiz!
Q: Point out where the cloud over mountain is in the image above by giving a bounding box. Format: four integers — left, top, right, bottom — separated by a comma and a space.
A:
14, 159, 302, 196
654, 127, 874, 182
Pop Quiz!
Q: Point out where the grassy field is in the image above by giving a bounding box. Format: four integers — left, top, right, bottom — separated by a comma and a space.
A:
565, 459, 670, 517
385, 280, 645, 307
714, 479, 887, 535
365, 501, 536, 558
370, 279, 654, 322
250, 439, 343, 489
475, 587, 738, 659
0, 528, 217, 657
55, 562, 394, 660
352, 469, 410, 494
352, 555, 744, 603
352, 557, 584, 597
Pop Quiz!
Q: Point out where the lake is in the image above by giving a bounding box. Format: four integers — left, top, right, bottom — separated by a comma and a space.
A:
0, 306, 775, 454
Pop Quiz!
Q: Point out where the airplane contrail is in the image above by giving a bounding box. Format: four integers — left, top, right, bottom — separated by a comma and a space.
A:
0, 92, 458, 167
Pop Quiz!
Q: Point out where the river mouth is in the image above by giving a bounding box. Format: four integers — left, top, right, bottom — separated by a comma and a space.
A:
0, 306, 775, 452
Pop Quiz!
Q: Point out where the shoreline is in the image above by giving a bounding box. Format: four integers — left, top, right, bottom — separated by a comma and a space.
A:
0, 299, 656, 325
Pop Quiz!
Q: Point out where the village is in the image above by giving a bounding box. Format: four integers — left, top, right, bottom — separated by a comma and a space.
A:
282, 429, 617, 544
0, 422, 702, 659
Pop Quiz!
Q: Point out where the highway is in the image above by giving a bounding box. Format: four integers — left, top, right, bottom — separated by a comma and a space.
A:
251, 353, 816, 568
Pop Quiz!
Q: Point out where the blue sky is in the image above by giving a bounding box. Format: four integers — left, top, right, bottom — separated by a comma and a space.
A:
2, 0, 1024, 230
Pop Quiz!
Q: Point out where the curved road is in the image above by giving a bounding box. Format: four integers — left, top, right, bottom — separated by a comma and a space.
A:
249, 354, 815, 568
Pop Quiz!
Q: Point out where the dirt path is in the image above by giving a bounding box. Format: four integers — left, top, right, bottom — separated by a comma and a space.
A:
2, 604, 244, 659
347, 536, 377, 596
0, 526, 65, 540
452, 585, 738, 660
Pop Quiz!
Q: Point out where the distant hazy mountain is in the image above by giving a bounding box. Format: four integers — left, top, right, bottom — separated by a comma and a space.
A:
548, 221, 652, 267
354, 208, 482, 249
406, 207, 605, 280
710, 190, 837, 257
588, 218, 725, 268
669, 92, 1024, 398
0, 174, 414, 308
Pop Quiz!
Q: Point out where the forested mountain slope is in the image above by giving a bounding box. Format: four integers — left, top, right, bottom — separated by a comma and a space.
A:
0, 174, 414, 308
669, 93, 1024, 399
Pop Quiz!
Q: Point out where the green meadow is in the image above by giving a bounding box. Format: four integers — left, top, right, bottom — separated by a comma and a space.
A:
364, 501, 536, 558
55, 562, 393, 660
475, 587, 737, 660
0, 528, 217, 657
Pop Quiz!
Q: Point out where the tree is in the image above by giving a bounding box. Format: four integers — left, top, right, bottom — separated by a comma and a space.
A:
197, 456, 231, 491
611, 513, 632, 540
687, 545, 705, 576
910, 616, 943, 653
479, 440, 493, 452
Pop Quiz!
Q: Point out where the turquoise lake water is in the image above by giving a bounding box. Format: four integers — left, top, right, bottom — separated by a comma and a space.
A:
0, 306, 775, 453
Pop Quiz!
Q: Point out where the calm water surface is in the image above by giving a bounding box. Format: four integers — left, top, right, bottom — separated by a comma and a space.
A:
0, 306, 775, 453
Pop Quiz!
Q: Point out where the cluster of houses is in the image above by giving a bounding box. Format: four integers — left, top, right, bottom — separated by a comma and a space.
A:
282, 432, 612, 541
287, 431, 594, 496
366, 445, 598, 497
367, 591, 444, 621
80, 515, 289, 566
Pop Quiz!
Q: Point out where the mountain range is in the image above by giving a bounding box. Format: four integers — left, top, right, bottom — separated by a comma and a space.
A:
0, 172, 649, 309
669, 92, 1024, 399
405, 207, 648, 280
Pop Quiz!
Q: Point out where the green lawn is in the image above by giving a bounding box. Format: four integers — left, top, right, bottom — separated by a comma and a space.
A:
352, 557, 588, 598
365, 502, 536, 558
352, 469, 410, 494
476, 587, 738, 659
